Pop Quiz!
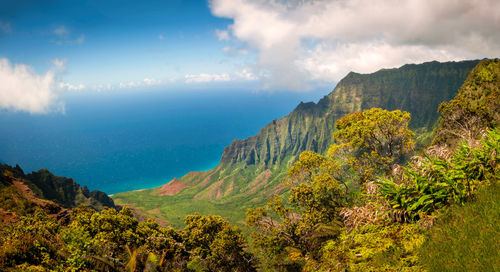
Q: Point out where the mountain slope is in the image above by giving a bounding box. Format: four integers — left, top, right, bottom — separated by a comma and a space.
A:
0, 163, 116, 213
113, 60, 479, 228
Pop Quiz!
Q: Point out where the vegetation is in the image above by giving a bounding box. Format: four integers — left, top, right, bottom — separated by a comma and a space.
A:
113, 60, 479, 227
0, 206, 256, 271
419, 183, 500, 271
330, 108, 415, 183
0, 163, 116, 211
1, 59, 498, 271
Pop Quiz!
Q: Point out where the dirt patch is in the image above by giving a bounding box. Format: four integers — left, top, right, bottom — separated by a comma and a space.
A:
10, 178, 70, 224
223, 180, 234, 197
247, 170, 272, 194
271, 184, 287, 195
0, 208, 19, 224
157, 178, 191, 196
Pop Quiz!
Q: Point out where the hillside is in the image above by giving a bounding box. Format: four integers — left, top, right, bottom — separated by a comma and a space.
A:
0, 163, 116, 214
113, 60, 479, 227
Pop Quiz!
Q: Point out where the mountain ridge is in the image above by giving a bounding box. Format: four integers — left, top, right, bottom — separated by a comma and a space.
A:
113, 59, 480, 227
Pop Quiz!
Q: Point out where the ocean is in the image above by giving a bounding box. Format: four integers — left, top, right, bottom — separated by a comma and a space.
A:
0, 87, 329, 194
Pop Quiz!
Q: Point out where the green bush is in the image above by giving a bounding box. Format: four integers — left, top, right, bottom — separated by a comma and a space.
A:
377, 129, 499, 221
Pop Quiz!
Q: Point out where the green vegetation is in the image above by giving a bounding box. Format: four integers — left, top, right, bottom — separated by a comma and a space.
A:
0, 164, 116, 211
419, 183, 500, 271
0, 206, 256, 271
1, 59, 498, 271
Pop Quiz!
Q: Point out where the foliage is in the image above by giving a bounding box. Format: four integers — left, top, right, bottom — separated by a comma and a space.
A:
0, 209, 62, 270
183, 213, 255, 271
246, 151, 346, 270
419, 183, 500, 271
316, 224, 425, 272
0, 205, 255, 271
377, 129, 499, 222
330, 108, 415, 182
434, 58, 500, 146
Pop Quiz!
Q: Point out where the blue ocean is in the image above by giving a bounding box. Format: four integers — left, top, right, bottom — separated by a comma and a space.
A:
0, 88, 328, 194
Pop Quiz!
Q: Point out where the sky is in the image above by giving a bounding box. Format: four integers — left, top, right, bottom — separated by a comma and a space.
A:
0, 0, 499, 114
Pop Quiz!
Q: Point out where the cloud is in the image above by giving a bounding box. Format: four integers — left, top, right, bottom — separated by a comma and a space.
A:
234, 68, 257, 80
185, 73, 231, 83
75, 34, 85, 45
59, 82, 85, 91
158, 34, 165, 40
221, 46, 248, 56
51, 58, 67, 72
114, 78, 163, 89
210, 0, 500, 89
0, 58, 64, 114
215, 29, 230, 41
185, 69, 257, 83
52, 25, 85, 45
54, 25, 69, 36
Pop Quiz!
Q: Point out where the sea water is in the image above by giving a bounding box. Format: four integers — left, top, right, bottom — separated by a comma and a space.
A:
0, 87, 328, 194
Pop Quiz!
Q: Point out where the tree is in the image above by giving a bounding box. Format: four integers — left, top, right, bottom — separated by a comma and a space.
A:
246, 151, 345, 270
183, 213, 255, 272
330, 108, 415, 182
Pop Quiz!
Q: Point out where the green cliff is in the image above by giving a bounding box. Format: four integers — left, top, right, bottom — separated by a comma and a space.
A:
113, 60, 479, 228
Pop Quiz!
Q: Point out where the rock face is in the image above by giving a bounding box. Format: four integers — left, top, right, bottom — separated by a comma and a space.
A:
113, 60, 480, 227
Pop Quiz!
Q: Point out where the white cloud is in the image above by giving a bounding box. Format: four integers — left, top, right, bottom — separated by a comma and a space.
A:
116, 78, 163, 89
51, 58, 67, 72
185, 73, 231, 83
158, 34, 165, 40
211, 0, 500, 89
184, 69, 257, 83
52, 26, 85, 45
54, 25, 69, 36
0, 58, 64, 114
59, 82, 85, 91
235, 68, 257, 80
215, 29, 230, 41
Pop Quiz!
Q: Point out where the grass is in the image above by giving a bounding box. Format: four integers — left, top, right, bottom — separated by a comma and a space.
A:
419, 183, 500, 271
112, 160, 294, 229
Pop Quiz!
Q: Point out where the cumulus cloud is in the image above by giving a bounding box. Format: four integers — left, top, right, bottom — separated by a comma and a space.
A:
210, 0, 500, 89
0, 58, 64, 114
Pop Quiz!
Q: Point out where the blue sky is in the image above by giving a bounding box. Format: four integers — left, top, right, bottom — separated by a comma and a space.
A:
0, 0, 498, 114
0, 0, 251, 87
